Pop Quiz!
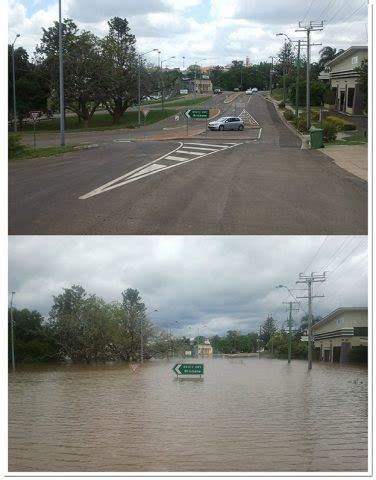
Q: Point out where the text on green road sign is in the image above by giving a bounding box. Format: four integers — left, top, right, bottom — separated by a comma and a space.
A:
184, 109, 210, 119
173, 363, 204, 375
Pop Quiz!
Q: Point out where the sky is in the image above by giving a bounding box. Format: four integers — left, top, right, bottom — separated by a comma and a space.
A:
7, 0, 370, 66
8, 236, 368, 337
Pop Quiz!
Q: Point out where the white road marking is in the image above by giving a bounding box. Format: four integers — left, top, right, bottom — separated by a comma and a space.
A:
258, 128, 263, 139
179, 146, 218, 151
113, 139, 131, 143
165, 155, 189, 162
183, 142, 232, 148
179, 150, 205, 155
79, 141, 242, 199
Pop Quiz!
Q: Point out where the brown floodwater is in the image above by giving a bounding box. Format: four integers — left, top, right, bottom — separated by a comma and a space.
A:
8, 357, 368, 472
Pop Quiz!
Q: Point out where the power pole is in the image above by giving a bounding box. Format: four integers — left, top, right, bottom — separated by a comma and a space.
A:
296, 21, 323, 130
292, 40, 305, 120
296, 272, 326, 370
282, 301, 299, 363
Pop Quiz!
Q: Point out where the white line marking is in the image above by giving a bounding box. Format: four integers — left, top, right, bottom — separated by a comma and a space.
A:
179, 146, 218, 151
258, 128, 262, 139
113, 139, 131, 143
178, 150, 205, 155
79, 142, 242, 199
165, 155, 190, 162
183, 142, 230, 148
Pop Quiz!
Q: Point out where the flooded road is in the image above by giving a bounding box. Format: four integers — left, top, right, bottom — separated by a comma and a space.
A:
8, 357, 368, 472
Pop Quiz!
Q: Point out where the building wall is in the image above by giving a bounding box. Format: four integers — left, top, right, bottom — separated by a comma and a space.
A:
313, 309, 367, 363
330, 50, 368, 74
329, 49, 367, 115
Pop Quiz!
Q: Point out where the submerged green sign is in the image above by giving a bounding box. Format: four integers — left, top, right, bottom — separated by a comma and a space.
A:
173, 363, 204, 376
184, 109, 210, 119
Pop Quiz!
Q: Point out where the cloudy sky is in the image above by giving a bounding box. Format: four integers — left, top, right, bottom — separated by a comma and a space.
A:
7, 0, 370, 66
8, 236, 368, 337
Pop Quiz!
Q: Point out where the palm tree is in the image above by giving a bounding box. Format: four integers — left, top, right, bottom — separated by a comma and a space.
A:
319, 46, 344, 69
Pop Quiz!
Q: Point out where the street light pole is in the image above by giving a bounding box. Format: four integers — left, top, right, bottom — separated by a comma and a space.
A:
11, 34, 20, 133
138, 48, 159, 127
58, 0, 65, 146
10, 292, 16, 373
160, 56, 175, 110
268, 56, 275, 95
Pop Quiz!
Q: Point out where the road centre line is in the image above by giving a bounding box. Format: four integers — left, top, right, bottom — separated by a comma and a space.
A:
79, 142, 242, 199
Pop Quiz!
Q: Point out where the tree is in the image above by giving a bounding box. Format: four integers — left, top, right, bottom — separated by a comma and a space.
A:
8, 308, 61, 363
8, 46, 49, 125
318, 46, 344, 70
260, 315, 277, 347
355, 58, 368, 110
35, 19, 105, 127
100, 17, 140, 124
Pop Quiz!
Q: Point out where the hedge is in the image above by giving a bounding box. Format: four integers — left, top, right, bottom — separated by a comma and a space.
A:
325, 115, 357, 131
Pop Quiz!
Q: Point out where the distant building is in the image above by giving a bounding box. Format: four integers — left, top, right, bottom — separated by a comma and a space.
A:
321, 46, 367, 115
197, 339, 213, 356
181, 77, 213, 93
312, 307, 367, 363
245, 56, 250, 66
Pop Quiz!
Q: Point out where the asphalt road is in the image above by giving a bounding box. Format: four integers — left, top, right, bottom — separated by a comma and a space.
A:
9, 92, 367, 234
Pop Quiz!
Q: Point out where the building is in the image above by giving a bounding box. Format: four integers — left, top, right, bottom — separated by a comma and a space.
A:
197, 339, 213, 356
312, 307, 367, 363
322, 46, 367, 115
181, 76, 213, 94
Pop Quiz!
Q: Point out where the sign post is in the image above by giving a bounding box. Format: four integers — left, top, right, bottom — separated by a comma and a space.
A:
29, 111, 41, 148
173, 363, 204, 377
142, 108, 150, 138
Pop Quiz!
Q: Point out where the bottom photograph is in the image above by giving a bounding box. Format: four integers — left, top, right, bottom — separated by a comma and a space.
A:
7, 235, 368, 474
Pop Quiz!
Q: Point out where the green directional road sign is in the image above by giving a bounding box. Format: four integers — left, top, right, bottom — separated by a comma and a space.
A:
184, 109, 210, 119
173, 363, 204, 376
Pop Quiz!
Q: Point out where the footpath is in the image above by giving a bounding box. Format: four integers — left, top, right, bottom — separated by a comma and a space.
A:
265, 94, 368, 182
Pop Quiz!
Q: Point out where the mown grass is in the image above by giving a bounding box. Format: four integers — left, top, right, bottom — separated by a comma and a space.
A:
12, 109, 179, 132
151, 96, 212, 108
329, 135, 368, 146
10, 145, 77, 161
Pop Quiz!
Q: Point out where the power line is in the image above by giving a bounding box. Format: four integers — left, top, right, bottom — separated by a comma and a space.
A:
302, 0, 316, 23
303, 236, 329, 273
319, 0, 339, 19
326, 0, 353, 23
337, 1, 368, 25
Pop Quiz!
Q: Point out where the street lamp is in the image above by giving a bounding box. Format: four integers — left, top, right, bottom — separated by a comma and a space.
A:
276, 33, 292, 102
10, 292, 16, 373
160, 56, 176, 110
138, 48, 159, 127
268, 55, 275, 95
11, 34, 20, 133
58, 0, 65, 146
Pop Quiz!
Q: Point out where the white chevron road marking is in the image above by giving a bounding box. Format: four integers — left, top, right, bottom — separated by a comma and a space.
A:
79, 142, 242, 199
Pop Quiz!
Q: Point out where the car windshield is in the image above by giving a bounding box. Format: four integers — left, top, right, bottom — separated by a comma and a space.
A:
216, 117, 228, 122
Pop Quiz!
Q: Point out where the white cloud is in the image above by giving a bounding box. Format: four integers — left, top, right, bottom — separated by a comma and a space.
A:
8, 236, 368, 336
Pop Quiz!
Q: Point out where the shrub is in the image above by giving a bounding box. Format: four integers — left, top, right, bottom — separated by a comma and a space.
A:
283, 109, 295, 121
323, 89, 336, 105
310, 109, 320, 121
320, 120, 337, 142
326, 115, 357, 131
8, 134, 26, 159
278, 101, 285, 109
294, 112, 308, 133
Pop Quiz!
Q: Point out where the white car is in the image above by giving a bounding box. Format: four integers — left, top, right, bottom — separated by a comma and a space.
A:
208, 116, 244, 131
252, 88, 258, 92
245, 89, 252, 95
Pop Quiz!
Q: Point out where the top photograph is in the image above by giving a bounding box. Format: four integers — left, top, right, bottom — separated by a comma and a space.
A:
8, 0, 369, 235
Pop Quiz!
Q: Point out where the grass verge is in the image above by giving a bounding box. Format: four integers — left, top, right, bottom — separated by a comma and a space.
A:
152, 96, 212, 108
10, 145, 78, 161
12, 109, 179, 133
327, 135, 368, 146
